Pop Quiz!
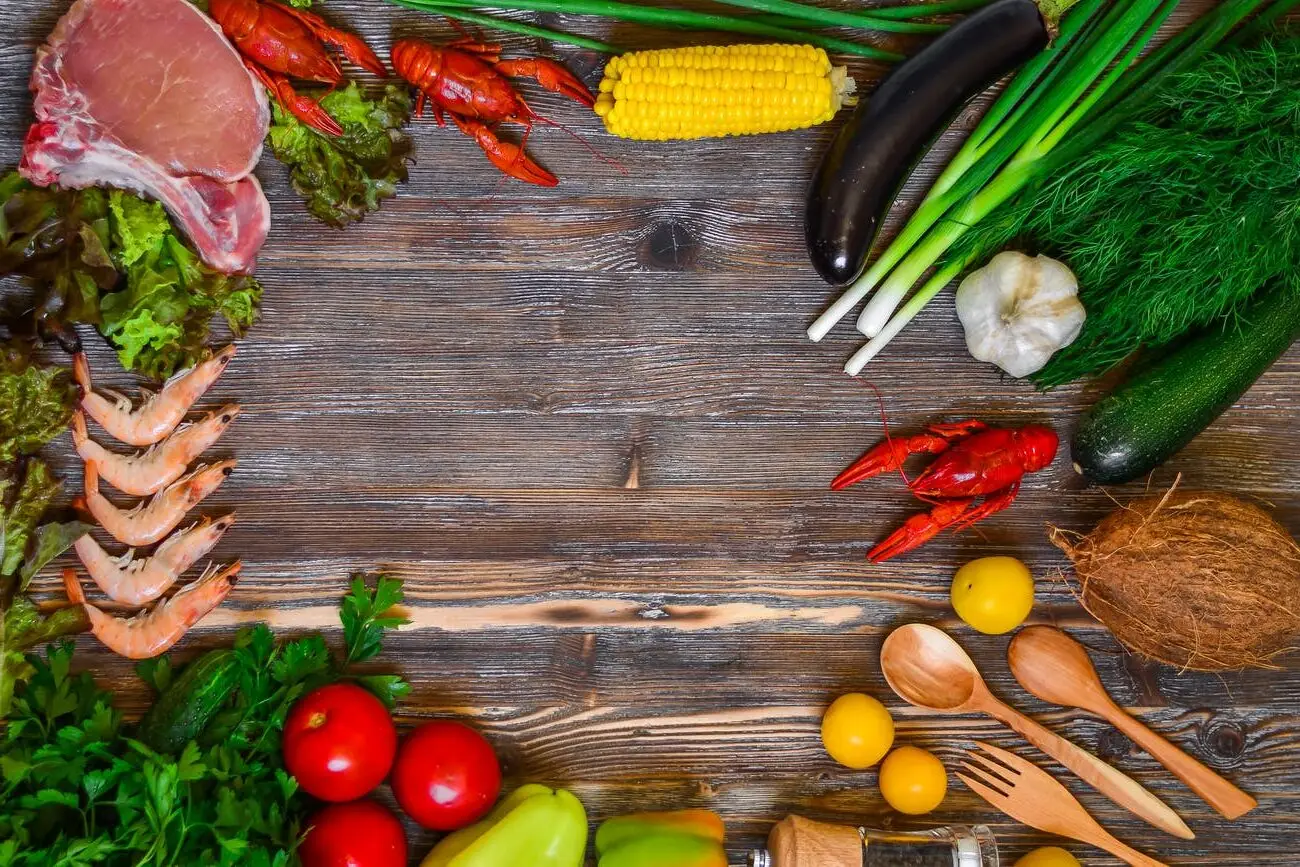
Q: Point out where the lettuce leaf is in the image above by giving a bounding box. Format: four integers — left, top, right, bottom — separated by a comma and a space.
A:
0, 460, 60, 578
2, 176, 264, 381
0, 605, 89, 718
268, 82, 412, 227
18, 520, 91, 589
109, 188, 172, 267
98, 191, 262, 380
0, 353, 77, 463
1, 175, 117, 332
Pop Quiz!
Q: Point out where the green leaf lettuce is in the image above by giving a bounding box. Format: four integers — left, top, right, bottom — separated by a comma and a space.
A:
268, 82, 413, 227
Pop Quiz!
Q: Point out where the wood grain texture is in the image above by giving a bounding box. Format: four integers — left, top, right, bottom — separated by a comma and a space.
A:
3, 0, 1299, 864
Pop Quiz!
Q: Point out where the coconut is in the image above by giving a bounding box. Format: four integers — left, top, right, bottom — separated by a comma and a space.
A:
1050, 490, 1300, 671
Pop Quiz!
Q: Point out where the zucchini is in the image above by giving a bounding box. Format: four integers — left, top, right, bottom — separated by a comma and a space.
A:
1072, 287, 1300, 485
137, 649, 241, 754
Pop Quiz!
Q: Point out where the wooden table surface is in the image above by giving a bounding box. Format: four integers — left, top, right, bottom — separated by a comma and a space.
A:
3, 0, 1298, 863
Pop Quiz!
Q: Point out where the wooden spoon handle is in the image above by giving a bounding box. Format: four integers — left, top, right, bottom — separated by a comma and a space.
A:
1108, 708, 1257, 820
989, 699, 1194, 840
1087, 830, 1170, 867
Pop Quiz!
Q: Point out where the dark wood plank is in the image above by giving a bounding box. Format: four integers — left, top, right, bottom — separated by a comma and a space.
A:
3, 0, 1299, 863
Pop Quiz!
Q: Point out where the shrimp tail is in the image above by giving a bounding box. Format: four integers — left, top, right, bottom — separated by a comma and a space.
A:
73, 352, 92, 396
71, 411, 89, 447
84, 459, 99, 496
63, 567, 87, 605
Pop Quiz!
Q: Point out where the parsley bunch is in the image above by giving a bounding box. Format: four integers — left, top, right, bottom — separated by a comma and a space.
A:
0, 574, 409, 866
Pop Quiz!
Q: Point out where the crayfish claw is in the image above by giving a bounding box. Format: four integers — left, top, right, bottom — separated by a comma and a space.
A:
247, 63, 344, 136
333, 31, 387, 77
868, 499, 978, 563
280, 4, 387, 77
453, 117, 557, 187
831, 432, 955, 491
496, 58, 595, 108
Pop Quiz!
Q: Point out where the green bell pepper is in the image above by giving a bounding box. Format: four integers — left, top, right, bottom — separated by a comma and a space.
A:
420, 785, 587, 867
596, 810, 728, 867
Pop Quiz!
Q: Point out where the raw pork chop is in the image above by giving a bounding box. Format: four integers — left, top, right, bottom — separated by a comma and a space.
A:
21, 0, 272, 273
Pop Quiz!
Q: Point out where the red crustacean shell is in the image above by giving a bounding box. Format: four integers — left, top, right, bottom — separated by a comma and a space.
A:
392, 38, 525, 123
209, 0, 341, 83
910, 425, 1058, 498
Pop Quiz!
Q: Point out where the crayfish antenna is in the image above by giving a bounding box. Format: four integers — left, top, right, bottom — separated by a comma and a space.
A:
527, 107, 628, 176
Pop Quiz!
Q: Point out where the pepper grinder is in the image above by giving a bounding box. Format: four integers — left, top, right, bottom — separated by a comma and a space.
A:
748, 814, 999, 867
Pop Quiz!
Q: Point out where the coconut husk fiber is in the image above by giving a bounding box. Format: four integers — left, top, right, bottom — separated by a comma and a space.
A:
1050, 489, 1300, 671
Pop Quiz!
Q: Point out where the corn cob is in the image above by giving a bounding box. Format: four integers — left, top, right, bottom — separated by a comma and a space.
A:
593, 44, 856, 141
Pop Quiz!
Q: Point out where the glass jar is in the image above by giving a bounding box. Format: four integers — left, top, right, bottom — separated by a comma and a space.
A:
748, 815, 999, 867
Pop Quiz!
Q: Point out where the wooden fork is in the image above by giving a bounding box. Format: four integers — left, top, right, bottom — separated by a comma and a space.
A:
957, 741, 1169, 867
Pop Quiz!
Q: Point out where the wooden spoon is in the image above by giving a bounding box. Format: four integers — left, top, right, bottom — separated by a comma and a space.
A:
880, 623, 1193, 840
1009, 626, 1257, 820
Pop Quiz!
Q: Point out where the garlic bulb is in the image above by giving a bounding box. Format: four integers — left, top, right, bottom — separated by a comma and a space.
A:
955, 251, 1086, 379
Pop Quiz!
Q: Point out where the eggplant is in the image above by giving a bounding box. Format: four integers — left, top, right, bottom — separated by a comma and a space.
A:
806, 0, 1053, 287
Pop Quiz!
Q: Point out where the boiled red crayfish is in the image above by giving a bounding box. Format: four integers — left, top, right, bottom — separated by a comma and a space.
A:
209, 0, 386, 137
392, 36, 595, 187
833, 421, 1058, 563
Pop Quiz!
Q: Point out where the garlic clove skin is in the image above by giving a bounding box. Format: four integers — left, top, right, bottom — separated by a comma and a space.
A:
955, 250, 1087, 379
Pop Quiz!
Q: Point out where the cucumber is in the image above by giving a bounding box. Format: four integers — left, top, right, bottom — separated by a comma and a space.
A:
1072, 286, 1300, 485
137, 649, 241, 754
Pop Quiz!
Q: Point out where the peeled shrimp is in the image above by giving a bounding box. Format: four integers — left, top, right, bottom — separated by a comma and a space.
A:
75, 345, 236, 447
71, 405, 241, 497
74, 514, 235, 606
64, 562, 240, 659
84, 459, 236, 547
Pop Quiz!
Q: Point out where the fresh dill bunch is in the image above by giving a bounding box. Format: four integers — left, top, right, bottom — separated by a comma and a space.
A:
945, 34, 1300, 388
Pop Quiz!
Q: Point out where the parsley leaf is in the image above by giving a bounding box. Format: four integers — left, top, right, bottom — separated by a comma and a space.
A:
341, 572, 410, 666
1, 577, 409, 865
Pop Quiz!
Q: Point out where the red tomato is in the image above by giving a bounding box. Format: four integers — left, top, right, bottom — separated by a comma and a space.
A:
299, 800, 407, 867
283, 683, 397, 802
390, 720, 502, 830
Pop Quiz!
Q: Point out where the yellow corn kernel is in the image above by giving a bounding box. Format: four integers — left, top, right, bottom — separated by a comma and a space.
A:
592, 43, 856, 141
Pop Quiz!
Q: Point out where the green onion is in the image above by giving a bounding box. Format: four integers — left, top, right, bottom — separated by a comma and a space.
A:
395, 0, 903, 60
807, 0, 1280, 373
852, 0, 1179, 342
387, 1, 621, 52
706, 0, 947, 34
866, 0, 997, 18
806, 0, 1104, 341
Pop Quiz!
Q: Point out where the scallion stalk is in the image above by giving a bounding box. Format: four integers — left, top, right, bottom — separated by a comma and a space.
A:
854, 0, 1179, 338
866, 0, 997, 18
394, 0, 903, 60
842, 0, 1279, 366
845, 257, 966, 374
806, 0, 1103, 342
387, 0, 620, 51
705, 0, 947, 34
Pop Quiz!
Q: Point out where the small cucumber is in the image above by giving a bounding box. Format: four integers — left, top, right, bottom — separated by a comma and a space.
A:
1072, 287, 1300, 485
137, 649, 240, 754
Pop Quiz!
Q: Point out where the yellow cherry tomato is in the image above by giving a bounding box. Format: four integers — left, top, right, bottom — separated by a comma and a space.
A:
878, 746, 947, 815
820, 693, 894, 769
1015, 847, 1082, 867
951, 556, 1035, 634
